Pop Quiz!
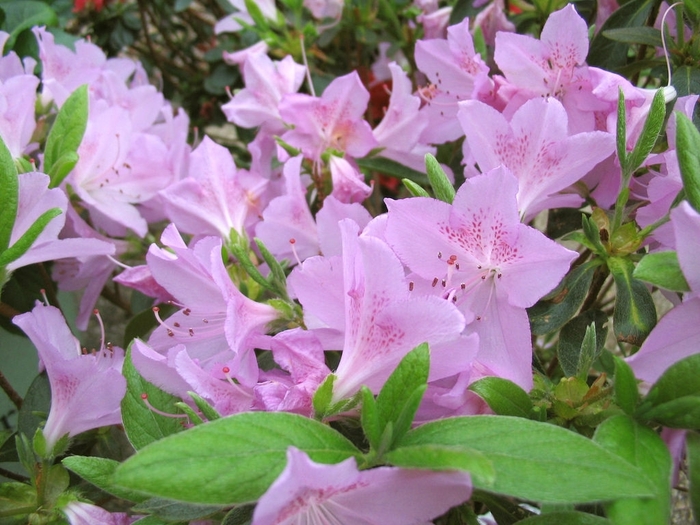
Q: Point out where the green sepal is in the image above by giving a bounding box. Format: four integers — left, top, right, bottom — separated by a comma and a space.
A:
582, 214, 607, 257
0, 207, 63, 267
425, 153, 455, 204
607, 256, 657, 345
274, 136, 301, 158
402, 178, 430, 198
616, 88, 628, 169
312, 373, 335, 419
468, 377, 533, 418
44, 85, 88, 188
675, 112, 700, 213
188, 392, 221, 422
636, 353, 700, 429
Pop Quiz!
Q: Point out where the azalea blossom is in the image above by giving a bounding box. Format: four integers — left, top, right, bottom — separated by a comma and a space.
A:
12, 303, 126, 451
251, 447, 472, 525
385, 167, 578, 388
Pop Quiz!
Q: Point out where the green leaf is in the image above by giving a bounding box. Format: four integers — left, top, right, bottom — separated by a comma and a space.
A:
516, 512, 610, 524
425, 154, 455, 204
374, 343, 429, 449
608, 257, 657, 346
402, 178, 430, 198
0, 207, 62, 267
676, 112, 700, 213
633, 250, 690, 292
113, 412, 361, 505
254, 237, 288, 299
42, 464, 70, 507
132, 497, 223, 521
398, 416, 654, 503
0, 1, 58, 50
686, 431, 700, 522
627, 89, 667, 174
587, 0, 654, 70
616, 89, 628, 168
672, 65, 700, 99
557, 310, 608, 378
582, 214, 608, 257
312, 373, 335, 418
17, 373, 50, 443
121, 344, 183, 450
0, 481, 36, 521
188, 392, 221, 422
62, 456, 148, 503
385, 444, 495, 486
360, 386, 381, 449
43, 84, 88, 188
636, 353, 700, 429
468, 377, 532, 418
355, 155, 428, 185
612, 354, 639, 415
593, 415, 671, 525
0, 136, 17, 254
601, 27, 662, 47
528, 261, 598, 335
222, 505, 254, 525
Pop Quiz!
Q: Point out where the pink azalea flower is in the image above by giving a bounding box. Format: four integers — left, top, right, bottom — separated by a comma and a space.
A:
62, 501, 132, 525
0, 74, 38, 158
6, 172, 114, 273
12, 303, 125, 451
146, 225, 278, 387
222, 54, 305, 134
255, 156, 319, 264
457, 96, 615, 220
279, 71, 378, 161
330, 219, 466, 401
328, 155, 372, 204
384, 167, 578, 389
414, 17, 493, 144
627, 202, 700, 384
159, 136, 268, 240
252, 447, 472, 525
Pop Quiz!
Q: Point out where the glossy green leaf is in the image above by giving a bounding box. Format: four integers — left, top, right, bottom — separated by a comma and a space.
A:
425, 153, 455, 204
633, 251, 690, 292
132, 498, 223, 521
601, 27, 662, 47
517, 512, 610, 524
63, 456, 148, 503
0, 137, 17, 255
587, 0, 655, 70
356, 155, 428, 185
121, 345, 183, 450
374, 343, 429, 449
593, 415, 671, 525
557, 310, 608, 378
686, 431, 700, 523
627, 89, 667, 174
672, 65, 700, 99
44, 85, 88, 188
676, 112, 700, 213
528, 261, 598, 335
636, 353, 700, 429
1, 1, 58, 50
612, 355, 639, 415
398, 416, 654, 503
0, 207, 62, 267
468, 377, 532, 418
385, 444, 495, 485
402, 178, 430, 198
360, 386, 381, 449
17, 373, 50, 443
608, 257, 657, 345
113, 412, 361, 505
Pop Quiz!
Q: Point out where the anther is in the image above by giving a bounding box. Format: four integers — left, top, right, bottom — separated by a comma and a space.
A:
431, 277, 439, 287
409, 281, 414, 291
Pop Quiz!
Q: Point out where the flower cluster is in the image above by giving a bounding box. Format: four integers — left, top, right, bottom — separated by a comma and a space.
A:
2, 1, 700, 524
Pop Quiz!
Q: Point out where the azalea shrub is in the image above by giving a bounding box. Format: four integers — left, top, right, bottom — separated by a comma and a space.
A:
2, 0, 700, 524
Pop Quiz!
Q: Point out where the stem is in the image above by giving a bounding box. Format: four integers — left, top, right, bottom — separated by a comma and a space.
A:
0, 466, 29, 483
0, 368, 23, 410
580, 265, 610, 312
